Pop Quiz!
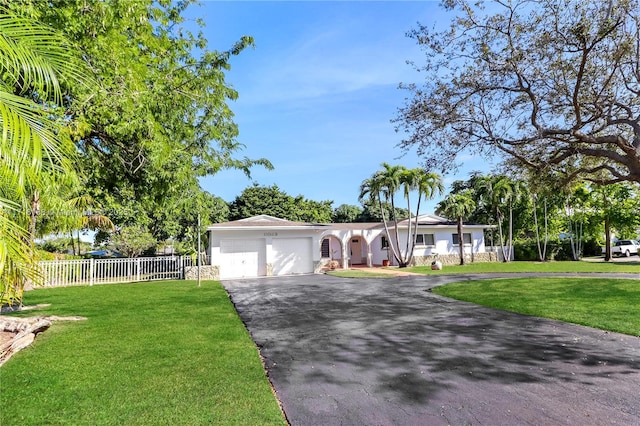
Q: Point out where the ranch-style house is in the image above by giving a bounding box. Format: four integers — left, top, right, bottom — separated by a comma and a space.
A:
201, 214, 498, 280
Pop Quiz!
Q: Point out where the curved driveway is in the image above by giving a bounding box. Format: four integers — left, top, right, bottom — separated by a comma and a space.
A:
223, 274, 640, 425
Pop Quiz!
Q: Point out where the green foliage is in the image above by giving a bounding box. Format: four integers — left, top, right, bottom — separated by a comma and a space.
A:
359, 164, 443, 266
332, 204, 363, 223
356, 199, 409, 223
228, 184, 333, 222
110, 226, 156, 257
512, 239, 577, 261
436, 190, 476, 265
0, 9, 90, 305
1, 281, 286, 424
3, 0, 271, 249
37, 237, 89, 255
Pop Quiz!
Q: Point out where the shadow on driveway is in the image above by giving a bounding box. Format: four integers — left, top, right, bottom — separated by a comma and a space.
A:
223, 274, 640, 426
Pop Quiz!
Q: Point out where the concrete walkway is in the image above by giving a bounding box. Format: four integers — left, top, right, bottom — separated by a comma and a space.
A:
223, 274, 640, 425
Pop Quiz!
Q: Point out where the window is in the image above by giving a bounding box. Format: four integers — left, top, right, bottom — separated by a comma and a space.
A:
381, 236, 389, 249
415, 233, 435, 246
452, 233, 472, 245
321, 239, 330, 258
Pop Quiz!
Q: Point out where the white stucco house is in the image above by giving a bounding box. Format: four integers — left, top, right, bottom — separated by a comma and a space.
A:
201, 214, 497, 280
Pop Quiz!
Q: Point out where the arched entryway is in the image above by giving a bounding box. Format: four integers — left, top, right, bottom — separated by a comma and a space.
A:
321, 235, 343, 266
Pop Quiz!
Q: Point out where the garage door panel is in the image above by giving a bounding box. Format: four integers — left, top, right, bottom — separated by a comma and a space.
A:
220, 239, 265, 279
272, 238, 313, 276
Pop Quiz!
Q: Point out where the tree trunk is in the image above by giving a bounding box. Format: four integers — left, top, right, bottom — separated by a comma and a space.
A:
496, 207, 507, 262
507, 202, 513, 263
407, 195, 422, 266
604, 214, 611, 262
378, 197, 401, 265
533, 195, 543, 261
457, 216, 465, 265
390, 197, 406, 267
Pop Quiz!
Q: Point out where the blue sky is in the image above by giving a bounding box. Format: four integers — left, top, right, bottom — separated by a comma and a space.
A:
192, 1, 496, 215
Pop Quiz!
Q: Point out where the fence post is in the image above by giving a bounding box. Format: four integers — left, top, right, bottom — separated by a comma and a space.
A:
90, 258, 95, 286
136, 258, 141, 282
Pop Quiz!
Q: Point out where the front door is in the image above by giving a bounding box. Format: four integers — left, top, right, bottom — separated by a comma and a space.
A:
349, 238, 363, 264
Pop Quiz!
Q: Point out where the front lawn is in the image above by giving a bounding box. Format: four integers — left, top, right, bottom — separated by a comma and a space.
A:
432, 277, 640, 336
0, 281, 286, 425
327, 270, 395, 278
408, 260, 640, 274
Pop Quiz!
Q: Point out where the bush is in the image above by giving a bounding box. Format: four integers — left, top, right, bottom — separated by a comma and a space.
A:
513, 238, 601, 261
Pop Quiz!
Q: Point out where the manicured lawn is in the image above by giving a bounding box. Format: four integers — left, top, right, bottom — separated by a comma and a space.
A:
0, 281, 286, 425
432, 277, 640, 336
407, 259, 640, 274
327, 270, 395, 278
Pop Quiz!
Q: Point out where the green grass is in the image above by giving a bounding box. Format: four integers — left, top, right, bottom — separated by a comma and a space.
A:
326, 270, 394, 278
408, 259, 640, 274
0, 281, 286, 426
432, 277, 640, 336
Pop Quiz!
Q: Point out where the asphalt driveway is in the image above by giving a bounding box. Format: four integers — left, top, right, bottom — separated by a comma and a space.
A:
223, 274, 640, 425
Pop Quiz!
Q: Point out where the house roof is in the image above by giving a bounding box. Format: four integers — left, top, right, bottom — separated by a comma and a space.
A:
322, 222, 385, 231
207, 214, 330, 230
207, 214, 494, 231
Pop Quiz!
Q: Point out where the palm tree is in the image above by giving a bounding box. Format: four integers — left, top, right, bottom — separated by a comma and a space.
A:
377, 163, 406, 265
0, 11, 88, 305
406, 169, 443, 264
399, 168, 418, 262
436, 191, 476, 265
360, 164, 406, 265
490, 175, 514, 262
359, 173, 401, 265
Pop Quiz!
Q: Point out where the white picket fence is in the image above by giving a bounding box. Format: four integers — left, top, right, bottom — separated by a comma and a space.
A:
37, 256, 199, 287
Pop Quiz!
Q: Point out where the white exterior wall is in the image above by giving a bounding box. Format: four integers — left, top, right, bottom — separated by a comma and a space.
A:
383, 226, 488, 265
209, 228, 324, 278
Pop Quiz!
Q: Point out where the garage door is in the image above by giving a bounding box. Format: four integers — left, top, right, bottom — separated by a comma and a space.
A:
272, 238, 313, 276
219, 239, 266, 279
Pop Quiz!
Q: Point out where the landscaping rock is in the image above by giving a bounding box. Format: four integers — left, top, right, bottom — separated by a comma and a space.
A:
0, 315, 86, 367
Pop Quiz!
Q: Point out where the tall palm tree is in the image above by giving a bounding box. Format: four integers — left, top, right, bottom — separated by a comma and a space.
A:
400, 168, 418, 261
0, 10, 88, 305
377, 163, 406, 264
436, 191, 476, 265
406, 169, 443, 264
490, 175, 514, 262
359, 172, 401, 265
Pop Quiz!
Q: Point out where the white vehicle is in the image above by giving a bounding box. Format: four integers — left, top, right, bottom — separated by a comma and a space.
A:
602, 240, 640, 257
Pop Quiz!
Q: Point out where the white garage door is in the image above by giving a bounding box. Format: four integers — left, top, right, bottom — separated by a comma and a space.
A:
272, 238, 313, 276
219, 239, 266, 279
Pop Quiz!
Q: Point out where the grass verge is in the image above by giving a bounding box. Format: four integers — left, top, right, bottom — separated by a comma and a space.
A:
326, 270, 395, 278
0, 280, 286, 426
407, 260, 640, 274
432, 277, 640, 336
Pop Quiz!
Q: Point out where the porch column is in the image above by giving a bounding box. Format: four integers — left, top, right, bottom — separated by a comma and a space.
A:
342, 239, 349, 270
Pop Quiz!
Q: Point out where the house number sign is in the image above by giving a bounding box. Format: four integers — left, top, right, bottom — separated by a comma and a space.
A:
264, 232, 278, 236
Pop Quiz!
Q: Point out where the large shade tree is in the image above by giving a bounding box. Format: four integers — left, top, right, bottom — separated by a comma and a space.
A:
228, 184, 333, 223
395, 0, 640, 185
3, 0, 272, 250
